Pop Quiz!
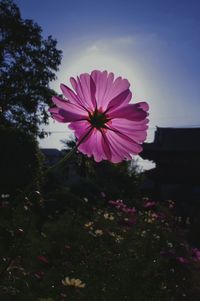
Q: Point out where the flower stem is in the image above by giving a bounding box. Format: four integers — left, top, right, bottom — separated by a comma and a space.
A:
47, 128, 93, 172
48, 145, 77, 172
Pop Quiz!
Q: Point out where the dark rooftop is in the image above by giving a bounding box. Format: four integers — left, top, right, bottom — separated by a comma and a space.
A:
142, 127, 200, 153
41, 148, 61, 157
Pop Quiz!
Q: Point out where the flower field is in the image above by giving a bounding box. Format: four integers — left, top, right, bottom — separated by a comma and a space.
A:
1, 185, 200, 301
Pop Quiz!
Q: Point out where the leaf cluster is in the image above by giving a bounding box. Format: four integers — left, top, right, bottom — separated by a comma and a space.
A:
0, 0, 62, 136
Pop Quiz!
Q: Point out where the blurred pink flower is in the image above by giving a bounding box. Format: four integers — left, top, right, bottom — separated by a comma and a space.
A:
144, 201, 156, 208
109, 200, 136, 220
109, 199, 125, 209
150, 212, 165, 221
101, 192, 106, 198
192, 248, 200, 262
176, 256, 189, 264
49, 70, 149, 163
157, 212, 165, 221
34, 271, 45, 279
121, 207, 136, 214
37, 255, 49, 264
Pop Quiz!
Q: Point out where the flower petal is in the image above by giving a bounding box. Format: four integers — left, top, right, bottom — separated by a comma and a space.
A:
48, 108, 67, 123
80, 73, 97, 108
69, 120, 92, 139
78, 128, 110, 162
106, 134, 130, 163
137, 101, 149, 111
101, 130, 112, 161
60, 83, 85, 108
49, 96, 88, 122
91, 70, 111, 110
108, 102, 149, 121
104, 129, 143, 163
106, 76, 130, 106
91, 70, 130, 110
105, 90, 132, 113
52, 96, 86, 115
69, 74, 96, 110
107, 118, 148, 143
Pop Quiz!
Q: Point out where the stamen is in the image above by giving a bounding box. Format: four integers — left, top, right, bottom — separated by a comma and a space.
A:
89, 110, 109, 128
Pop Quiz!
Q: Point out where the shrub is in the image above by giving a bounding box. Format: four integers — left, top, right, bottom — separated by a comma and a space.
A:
0, 125, 44, 194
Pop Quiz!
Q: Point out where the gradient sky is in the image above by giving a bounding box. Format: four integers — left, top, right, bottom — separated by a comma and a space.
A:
15, 0, 200, 169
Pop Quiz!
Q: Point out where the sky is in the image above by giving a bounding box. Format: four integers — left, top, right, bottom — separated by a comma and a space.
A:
16, 0, 200, 169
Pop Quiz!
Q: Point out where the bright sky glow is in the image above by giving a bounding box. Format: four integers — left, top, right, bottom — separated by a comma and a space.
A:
39, 39, 156, 170
16, 0, 200, 170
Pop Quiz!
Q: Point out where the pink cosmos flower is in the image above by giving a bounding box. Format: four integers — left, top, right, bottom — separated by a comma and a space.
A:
49, 70, 149, 163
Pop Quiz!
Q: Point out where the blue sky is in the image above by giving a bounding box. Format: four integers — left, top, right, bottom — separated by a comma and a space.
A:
16, 0, 200, 168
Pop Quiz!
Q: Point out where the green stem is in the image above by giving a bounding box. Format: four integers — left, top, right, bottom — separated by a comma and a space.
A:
48, 145, 77, 172
47, 127, 93, 172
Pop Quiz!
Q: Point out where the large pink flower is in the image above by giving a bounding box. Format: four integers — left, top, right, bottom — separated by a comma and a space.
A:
49, 70, 149, 163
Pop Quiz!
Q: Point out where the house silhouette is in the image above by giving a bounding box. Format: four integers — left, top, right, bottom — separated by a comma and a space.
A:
41, 148, 62, 166
141, 127, 200, 202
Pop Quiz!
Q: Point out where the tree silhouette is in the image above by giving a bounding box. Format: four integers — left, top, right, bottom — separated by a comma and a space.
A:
0, 0, 62, 136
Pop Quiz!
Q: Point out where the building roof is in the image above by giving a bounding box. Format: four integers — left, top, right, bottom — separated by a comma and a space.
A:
142, 127, 200, 154
41, 148, 61, 157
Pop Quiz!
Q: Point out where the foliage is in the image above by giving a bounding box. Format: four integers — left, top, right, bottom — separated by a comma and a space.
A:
0, 190, 200, 301
0, 0, 62, 136
60, 138, 143, 202
1, 131, 200, 300
0, 125, 44, 194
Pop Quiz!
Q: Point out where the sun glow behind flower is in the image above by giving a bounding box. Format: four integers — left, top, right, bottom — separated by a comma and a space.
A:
41, 35, 166, 170
56, 38, 151, 108
17, 0, 200, 170
40, 39, 156, 169
45, 39, 155, 137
